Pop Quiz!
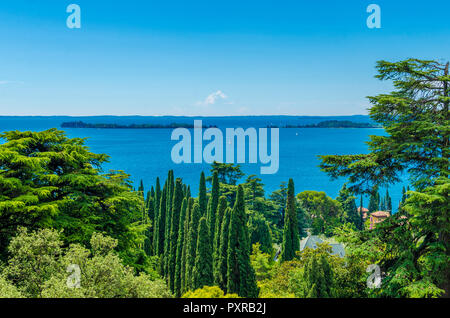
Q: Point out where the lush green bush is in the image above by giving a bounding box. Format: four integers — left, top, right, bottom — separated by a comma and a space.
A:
182, 286, 239, 298
1, 228, 172, 298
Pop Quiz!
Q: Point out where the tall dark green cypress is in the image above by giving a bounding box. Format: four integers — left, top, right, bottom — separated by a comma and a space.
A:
137, 179, 144, 198
168, 178, 183, 292
181, 197, 194, 294
156, 183, 168, 275
193, 217, 214, 290
186, 186, 191, 200
152, 177, 161, 255
368, 186, 380, 212
385, 189, 392, 212
144, 196, 155, 255
249, 214, 273, 255
174, 197, 187, 296
163, 170, 175, 277
226, 185, 259, 297
303, 254, 334, 298
216, 207, 231, 291
199, 171, 207, 216
213, 197, 227, 276
207, 171, 220, 240
156, 182, 167, 256
281, 178, 299, 262
185, 203, 201, 291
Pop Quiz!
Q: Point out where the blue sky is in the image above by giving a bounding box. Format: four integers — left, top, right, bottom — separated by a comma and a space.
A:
0, 0, 449, 116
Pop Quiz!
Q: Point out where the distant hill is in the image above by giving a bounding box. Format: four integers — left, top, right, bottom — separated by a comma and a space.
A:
61, 121, 217, 129
0, 115, 375, 132
278, 120, 380, 128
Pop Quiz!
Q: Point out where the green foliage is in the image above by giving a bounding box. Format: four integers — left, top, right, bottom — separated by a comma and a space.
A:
319, 58, 450, 297
336, 184, 363, 230
260, 241, 367, 298
226, 185, 259, 297
281, 179, 299, 261
1, 228, 171, 298
249, 213, 274, 255
0, 274, 23, 298
181, 198, 194, 294
297, 190, 343, 236
185, 203, 201, 290
215, 207, 231, 291
193, 217, 213, 290
302, 253, 334, 298
198, 172, 207, 216
207, 171, 220, 241
0, 129, 145, 266
174, 197, 188, 297
250, 243, 274, 281
155, 183, 167, 256
182, 285, 239, 298
209, 161, 244, 186
168, 178, 184, 293
212, 196, 227, 281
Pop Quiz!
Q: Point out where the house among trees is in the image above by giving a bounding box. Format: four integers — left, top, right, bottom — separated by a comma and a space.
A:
299, 235, 345, 258
369, 211, 391, 230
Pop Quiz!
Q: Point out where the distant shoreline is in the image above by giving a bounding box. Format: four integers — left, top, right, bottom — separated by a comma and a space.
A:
61, 121, 217, 129
61, 119, 380, 130
269, 120, 380, 129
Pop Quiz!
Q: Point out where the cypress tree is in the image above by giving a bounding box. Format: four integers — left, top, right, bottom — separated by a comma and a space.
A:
186, 186, 191, 200
152, 177, 161, 254
249, 214, 273, 255
185, 203, 201, 291
213, 196, 227, 275
168, 178, 183, 292
199, 171, 207, 216
181, 197, 194, 294
303, 254, 334, 298
337, 184, 361, 230
216, 207, 231, 290
156, 183, 168, 275
226, 185, 259, 297
174, 197, 188, 296
368, 186, 379, 212
137, 179, 144, 198
380, 196, 386, 211
385, 189, 392, 212
281, 179, 299, 262
207, 171, 220, 240
144, 196, 155, 255
193, 217, 214, 290
163, 170, 175, 278
156, 183, 167, 256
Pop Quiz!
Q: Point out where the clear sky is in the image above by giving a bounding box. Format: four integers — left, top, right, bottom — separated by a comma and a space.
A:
0, 0, 449, 116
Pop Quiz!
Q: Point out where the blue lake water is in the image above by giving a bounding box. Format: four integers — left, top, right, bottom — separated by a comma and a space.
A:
0, 116, 405, 211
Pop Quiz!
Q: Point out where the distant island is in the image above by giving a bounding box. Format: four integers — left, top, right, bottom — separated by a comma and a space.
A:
61, 121, 216, 129
268, 120, 380, 128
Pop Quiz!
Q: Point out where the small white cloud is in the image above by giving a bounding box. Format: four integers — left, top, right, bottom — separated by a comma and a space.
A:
198, 90, 228, 106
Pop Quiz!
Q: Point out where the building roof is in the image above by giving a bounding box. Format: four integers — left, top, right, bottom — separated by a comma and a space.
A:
357, 207, 369, 213
330, 244, 346, 258
371, 211, 390, 218
300, 235, 323, 251
299, 235, 345, 258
